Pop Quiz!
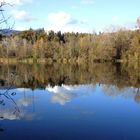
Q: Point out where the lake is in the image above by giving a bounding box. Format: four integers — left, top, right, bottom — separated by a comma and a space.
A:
0, 63, 140, 140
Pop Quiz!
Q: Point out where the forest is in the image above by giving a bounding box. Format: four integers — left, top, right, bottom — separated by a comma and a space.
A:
0, 1, 139, 66
0, 27, 140, 66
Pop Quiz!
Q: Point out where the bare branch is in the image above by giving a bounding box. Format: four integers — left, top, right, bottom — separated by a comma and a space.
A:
0, 1, 14, 31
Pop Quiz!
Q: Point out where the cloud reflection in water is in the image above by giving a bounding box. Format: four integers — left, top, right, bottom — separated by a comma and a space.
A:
46, 84, 96, 105
0, 88, 35, 120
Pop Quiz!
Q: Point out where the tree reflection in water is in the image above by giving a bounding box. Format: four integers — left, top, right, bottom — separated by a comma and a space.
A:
0, 88, 20, 120
0, 72, 35, 121
0, 87, 36, 121
0, 63, 139, 120
0, 72, 20, 120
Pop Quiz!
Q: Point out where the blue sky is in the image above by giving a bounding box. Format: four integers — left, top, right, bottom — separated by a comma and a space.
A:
3, 0, 140, 32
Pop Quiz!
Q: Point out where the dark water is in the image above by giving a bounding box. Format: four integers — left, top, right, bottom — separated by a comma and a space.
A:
0, 63, 140, 140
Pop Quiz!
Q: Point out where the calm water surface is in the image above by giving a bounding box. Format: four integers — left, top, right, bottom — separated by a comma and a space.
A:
0, 63, 140, 140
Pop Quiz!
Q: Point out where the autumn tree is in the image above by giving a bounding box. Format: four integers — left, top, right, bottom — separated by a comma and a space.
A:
110, 29, 132, 60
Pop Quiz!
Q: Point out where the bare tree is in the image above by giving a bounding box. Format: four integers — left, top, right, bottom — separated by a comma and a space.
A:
0, 1, 14, 31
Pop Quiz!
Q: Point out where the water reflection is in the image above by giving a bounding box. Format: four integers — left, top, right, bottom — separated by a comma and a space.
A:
103, 85, 138, 97
0, 63, 139, 89
0, 88, 35, 120
0, 84, 140, 121
0, 63, 140, 139
0, 84, 140, 139
46, 84, 96, 105
0, 84, 140, 120
46, 84, 140, 105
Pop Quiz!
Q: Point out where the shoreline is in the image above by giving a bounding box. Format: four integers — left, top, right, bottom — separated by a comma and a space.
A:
0, 58, 139, 65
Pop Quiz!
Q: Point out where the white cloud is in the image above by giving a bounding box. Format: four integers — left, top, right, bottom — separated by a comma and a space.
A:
16, 88, 30, 92
17, 97, 33, 107
48, 11, 78, 26
12, 10, 27, 19
0, 108, 35, 120
46, 84, 95, 105
0, 109, 20, 120
47, 11, 89, 33
81, 0, 95, 5
2, 0, 33, 5
11, 9, 36, 22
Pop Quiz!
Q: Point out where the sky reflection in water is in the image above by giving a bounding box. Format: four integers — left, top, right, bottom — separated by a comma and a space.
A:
0, 84, 140, 140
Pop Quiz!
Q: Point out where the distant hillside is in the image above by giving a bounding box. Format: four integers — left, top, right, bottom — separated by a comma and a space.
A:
0, 29, 20, 36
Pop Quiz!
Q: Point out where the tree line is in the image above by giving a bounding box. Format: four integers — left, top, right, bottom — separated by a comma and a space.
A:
0, 27, 140, 65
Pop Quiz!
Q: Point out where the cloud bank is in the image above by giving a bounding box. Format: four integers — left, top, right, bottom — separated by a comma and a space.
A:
47, 11, 89, 32
11, 9, 36, 22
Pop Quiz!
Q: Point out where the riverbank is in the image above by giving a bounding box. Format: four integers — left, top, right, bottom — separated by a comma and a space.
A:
0, 57, 139, 65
